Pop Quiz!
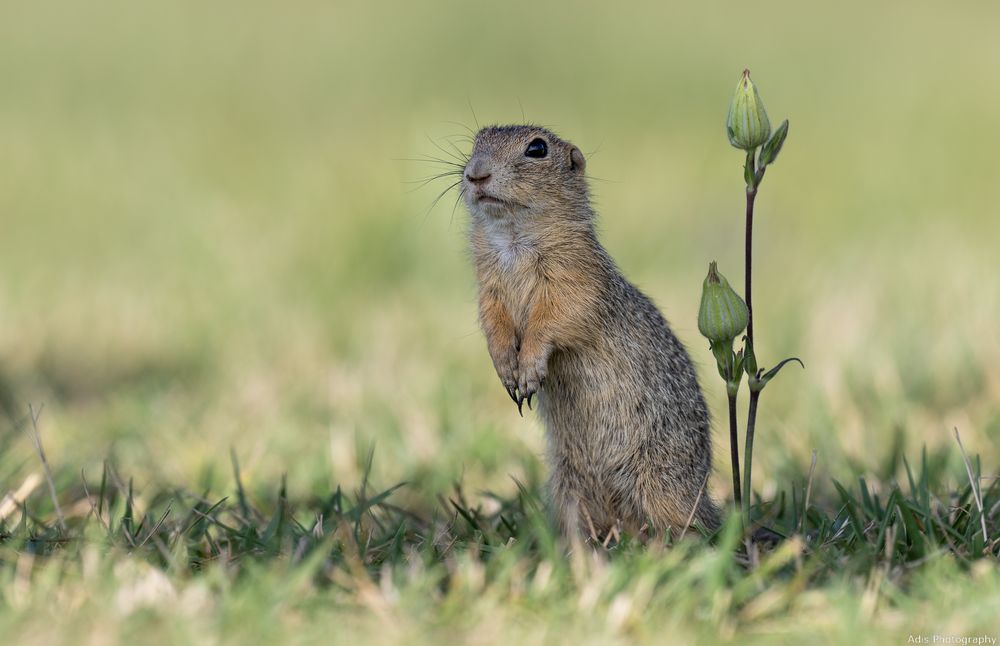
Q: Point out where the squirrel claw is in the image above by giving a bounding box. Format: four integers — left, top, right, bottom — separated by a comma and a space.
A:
517, 395, 524, 416
526, 393, 533, 410
505, 384, 518, 404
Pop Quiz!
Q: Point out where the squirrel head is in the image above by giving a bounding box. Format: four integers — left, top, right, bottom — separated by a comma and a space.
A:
462, 125, 589, 223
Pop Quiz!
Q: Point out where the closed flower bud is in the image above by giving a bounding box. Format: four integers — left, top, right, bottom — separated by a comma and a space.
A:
698, 261, 749, 345
727, 69, 771, 151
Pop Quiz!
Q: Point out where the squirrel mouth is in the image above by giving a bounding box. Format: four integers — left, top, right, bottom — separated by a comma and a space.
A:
475, 193, 515, 209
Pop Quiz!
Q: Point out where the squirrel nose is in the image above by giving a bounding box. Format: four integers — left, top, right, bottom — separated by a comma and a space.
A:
465, 157, 492, 184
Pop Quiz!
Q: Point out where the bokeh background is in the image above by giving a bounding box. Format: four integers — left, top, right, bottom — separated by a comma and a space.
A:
2, 0, 999, 510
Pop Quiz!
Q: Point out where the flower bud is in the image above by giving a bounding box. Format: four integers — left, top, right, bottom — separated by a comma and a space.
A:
698, 261, 749, 345
726, 69, 771, 151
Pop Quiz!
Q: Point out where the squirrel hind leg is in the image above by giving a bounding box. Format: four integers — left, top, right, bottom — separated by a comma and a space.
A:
548, 473, 618, 542
631, 484, 721, 537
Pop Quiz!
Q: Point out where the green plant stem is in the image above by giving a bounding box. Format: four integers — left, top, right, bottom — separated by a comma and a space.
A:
742, 156, 765, 532
745, 183, 758, 345
742, 389, 761, 530
727, 391, 742, 506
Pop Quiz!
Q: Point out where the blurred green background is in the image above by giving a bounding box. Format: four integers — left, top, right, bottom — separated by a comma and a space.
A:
2, 0, 999, 507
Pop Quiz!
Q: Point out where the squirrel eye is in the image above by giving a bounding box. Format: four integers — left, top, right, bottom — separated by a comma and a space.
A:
524, 138, 548, 158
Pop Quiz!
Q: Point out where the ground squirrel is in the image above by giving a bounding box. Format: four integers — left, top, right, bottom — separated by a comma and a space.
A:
462, 125, 720, 539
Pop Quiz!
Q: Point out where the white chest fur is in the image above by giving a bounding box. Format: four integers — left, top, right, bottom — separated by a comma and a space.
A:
483, 220, 538, 270
476, 219, 543, 324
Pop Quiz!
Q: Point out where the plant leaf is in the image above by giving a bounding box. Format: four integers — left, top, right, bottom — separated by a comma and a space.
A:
760, 356, 805, 385
742, 336, 758, 377
758, 119, 789, 167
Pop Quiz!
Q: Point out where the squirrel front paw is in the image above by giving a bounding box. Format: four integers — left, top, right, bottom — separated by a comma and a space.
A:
490, 345, 520, 407
514, 350, 548, 415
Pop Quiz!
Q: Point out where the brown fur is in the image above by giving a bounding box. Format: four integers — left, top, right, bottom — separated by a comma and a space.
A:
462, 125, 719, 539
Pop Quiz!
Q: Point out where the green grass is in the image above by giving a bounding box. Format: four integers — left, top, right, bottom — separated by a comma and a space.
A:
3, 431, 999, 644
2, 0, 1000, 642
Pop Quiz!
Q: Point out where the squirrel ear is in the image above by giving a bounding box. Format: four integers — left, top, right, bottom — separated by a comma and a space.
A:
569, 147, 586, 173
